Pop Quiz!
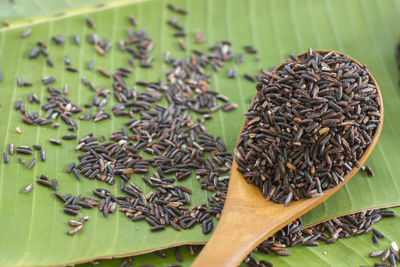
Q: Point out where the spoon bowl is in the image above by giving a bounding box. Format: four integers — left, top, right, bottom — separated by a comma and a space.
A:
192, 49, 384, 267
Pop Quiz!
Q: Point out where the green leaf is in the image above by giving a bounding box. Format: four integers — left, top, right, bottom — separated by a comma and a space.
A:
0, 0, 399, 266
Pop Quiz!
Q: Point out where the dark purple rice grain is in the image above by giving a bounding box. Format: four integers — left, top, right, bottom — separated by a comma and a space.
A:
66, 205, 82, 210
72, 194, 82, 205
17, 75, 22, 86
46, 57, 54, 67
174, 247, 183, 262
21, 117, 33, 125
8, 143, 14, 155
373, 229, 385, 239
243, 45, 257, 54
37, 41, 46, 48
381, 210, 395, 217
372, 234, 379, 244
22, 81, 32, 87
389, 254, 396, 267
167, 3, 175, 11
366, 166, 375, 177
28, 48, 40, 59
52, 178, 58, 190
62, 134, 77, 140
63, 84, 69, 95
15, 99, 22, 110
150, 225, 165, 231
73, 169, 81, 180
128, 57, 136, 67
370, 250, 384, 257
173, 32, 186, 37
3, 152, 9, 163
129, 15, 137, 26
381, 249, 390, 261
227, 68, 237, 78
66, 66, 78, 72
42, 76, 56, 85
40, 150, 46, 161
73, 34, 80, 45
32, 145, 42, 150
18, 157, 25, 164
52, 34, 65, 45
40, 47, 48, 56
167, 17, 184, 31
27, 158, 36, 168
87, 59, 95, 70
154, 251, 167, 258
66, 162, 75, 173
49, 139, 62, 145
85, 17, 95, 29
98, 68, 110, 77
37, 179, 52, 188
235, 53, 245, 64
243, 73, 257, 82
64, 198, 74, 207
175, 8, 187, 15
195, 29, 206, 43
40, 174, 48, 180
21, 28, 32, 38
17, 146, 31, 151
64, 208, 79, 215
167, 3, 187, 15
396, 42, 400, 69
64, 55, 71, 65
77, 201, 94, 209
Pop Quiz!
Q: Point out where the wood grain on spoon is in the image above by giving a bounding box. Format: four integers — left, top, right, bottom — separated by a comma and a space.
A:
192, 50, 384, 267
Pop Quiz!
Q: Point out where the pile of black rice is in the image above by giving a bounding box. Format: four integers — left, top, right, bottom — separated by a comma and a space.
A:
236, 49, 382, 205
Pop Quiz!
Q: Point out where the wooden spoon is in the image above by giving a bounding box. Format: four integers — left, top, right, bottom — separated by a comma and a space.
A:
192, 49, 384, 267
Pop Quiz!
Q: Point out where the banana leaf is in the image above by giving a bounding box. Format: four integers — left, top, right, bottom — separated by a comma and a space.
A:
0, 0, 399, 266
0, 0, 103, 24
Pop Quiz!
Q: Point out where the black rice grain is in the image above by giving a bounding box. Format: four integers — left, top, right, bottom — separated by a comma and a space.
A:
27, 157, 36, 168
49, 139, 62, 145
236, 49, 381, 204
85, 17, 95, 29
21, 28, 32, 38
3, 152, 9, 163
42, 76, 56, 85
37, 179, 52, 188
